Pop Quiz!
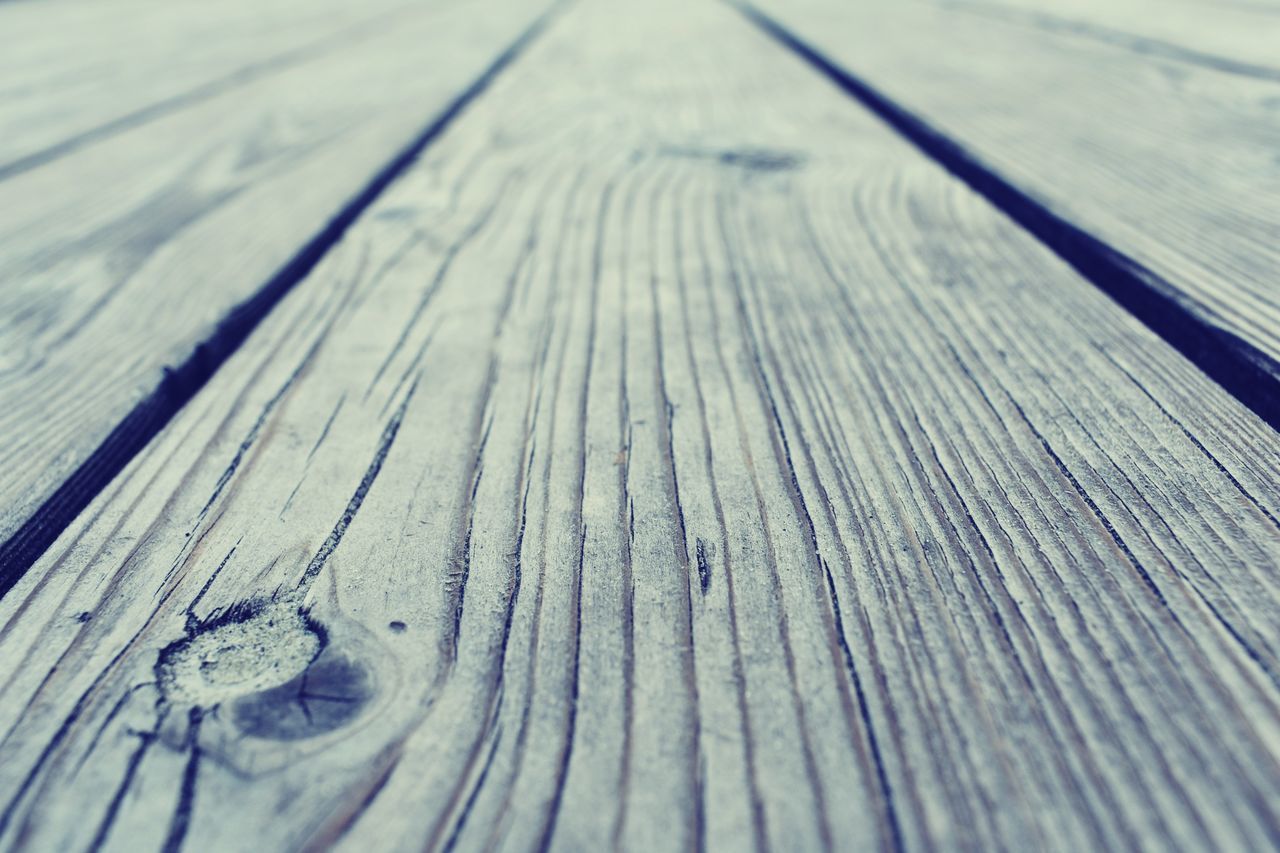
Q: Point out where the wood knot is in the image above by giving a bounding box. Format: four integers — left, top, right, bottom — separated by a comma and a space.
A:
154, 599, 372, 740
230, 650, 371, 741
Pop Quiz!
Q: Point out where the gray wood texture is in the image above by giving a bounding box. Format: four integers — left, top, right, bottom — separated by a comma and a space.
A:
2, 0, 1279, 849
940, 0, 1280, 74
745, 0, 1280, 392
0, 0, 558, 557
0, 0, 411, 177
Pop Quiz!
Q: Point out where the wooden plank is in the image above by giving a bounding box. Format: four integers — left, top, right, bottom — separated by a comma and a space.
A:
0, 0, 412, 177
740, 0, 1280, 423
3, 0, 1280, 849
0, 0, 561, 582
937, 0, 1280, 76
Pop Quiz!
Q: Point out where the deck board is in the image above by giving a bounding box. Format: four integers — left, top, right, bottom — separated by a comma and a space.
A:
935, 0, 1280, 75
0, 0, 413, 177
743, 0, 1280, 417
0, 0, 560, 584
1, 1, 1278, 849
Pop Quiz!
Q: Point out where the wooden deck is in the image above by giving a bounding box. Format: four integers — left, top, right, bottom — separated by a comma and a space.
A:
1, 0, 1278, 849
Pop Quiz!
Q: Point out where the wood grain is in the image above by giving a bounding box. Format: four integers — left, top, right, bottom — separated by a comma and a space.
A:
742, 0, 1280, 418
0, 0, 561, 579
0, 0, 410, 177
937, 0, 1280, 76
2, 0, 1279, 849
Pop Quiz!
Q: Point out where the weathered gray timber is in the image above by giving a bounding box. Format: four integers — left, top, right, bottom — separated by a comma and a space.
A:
1, 1, 1278, 850
744, 0, 1280, 424
0, 0, 561, 580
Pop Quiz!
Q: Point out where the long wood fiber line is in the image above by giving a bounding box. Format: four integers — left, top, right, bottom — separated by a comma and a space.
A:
2, 0, 1280, 849
739, 0, 1280, 426
0, 0, 563, 589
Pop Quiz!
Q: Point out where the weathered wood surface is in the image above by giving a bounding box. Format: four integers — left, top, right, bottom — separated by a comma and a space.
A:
743, 0, 1280, 417
938, 0, 1280, 74
0, 0, 412, 177
2, 0, 1279, 850
0, 0, 559, 579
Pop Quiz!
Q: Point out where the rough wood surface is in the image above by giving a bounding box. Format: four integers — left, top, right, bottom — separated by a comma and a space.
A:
0, 0, 412, 177
0, 0, 559, 573
2, 0, 1280, 850
743, 0, 1280, 412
